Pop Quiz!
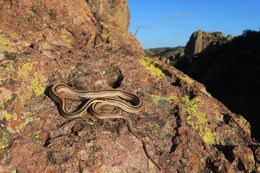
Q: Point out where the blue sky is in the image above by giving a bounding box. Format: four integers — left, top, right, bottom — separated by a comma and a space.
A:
128, 0, 260, 48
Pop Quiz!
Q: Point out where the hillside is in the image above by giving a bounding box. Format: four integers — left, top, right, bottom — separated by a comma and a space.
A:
0, 1, 259, 172
177, 31, 260, 141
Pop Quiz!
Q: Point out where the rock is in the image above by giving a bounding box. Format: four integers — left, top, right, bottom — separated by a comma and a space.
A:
0, 0, 144, 56
177, 31, 260, 142
184, 30, 232, 56
0, 1, 258, 173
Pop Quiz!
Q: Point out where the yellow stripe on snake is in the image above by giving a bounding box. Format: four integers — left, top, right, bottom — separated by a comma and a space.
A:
49, 83, 161, 170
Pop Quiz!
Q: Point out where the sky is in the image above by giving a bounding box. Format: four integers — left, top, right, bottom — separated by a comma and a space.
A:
128, 0, 260, 48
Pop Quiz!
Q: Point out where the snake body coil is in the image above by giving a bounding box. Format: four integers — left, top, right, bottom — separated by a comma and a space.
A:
49, 83, 161, 170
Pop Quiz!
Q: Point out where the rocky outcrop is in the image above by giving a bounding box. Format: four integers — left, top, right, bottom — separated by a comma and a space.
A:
184, 30, 233, 56
144, 31, 233, 66
0, 0, 143, 55
177, 31, 260, 142
0, 1, 259, 173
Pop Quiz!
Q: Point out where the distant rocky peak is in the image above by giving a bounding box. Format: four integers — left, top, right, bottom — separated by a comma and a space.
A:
184, 30, 233, 56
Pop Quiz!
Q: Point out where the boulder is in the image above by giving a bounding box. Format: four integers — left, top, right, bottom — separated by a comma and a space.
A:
184, 30, 232, 56
0, 1, 258, 172
0, 0, 144, 55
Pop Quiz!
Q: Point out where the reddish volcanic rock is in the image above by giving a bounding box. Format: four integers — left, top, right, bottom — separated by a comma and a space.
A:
0, 1, 259, 173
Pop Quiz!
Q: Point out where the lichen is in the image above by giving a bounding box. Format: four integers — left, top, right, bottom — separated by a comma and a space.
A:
30, 72, 46, 96
60, 29, 74, 47
247, 154, 255, 172
181, 96, 216, 145
236, 115, 251, 134
26, 130, 48, 145
181, 74, 194, 85
202, 128, 216, 145
0, 61, 16, 85
17, 63, 33, 79
0, 112, 13, 121
139, 57, 164, 78
101, 33, 110, 42
8, 117, 33, 133
6, 112, 33, 133
0, 130, 11, 149
148, 122, 160, 131
152, 95, 176, 105
0, 35, 16, 53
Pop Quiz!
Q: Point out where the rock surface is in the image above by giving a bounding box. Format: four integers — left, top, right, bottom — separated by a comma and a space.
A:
0, 0, 143, 56
0, 1, 259, 173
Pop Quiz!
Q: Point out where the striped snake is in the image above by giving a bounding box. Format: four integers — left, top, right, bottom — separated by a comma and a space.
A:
49, 83, 161, 170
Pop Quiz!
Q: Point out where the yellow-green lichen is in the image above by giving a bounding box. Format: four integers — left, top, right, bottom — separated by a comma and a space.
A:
0, 91, 12, 109
202, 128, 216, 145
11, 169, 18, 173
181, 96, 216, 145
6, 61, 16, 72
0, 35, 16, 53
16, 117, 33, 131
0, 113, 13, 121
30, 72, 46, 96
101, 33, 110, 42
0, 61, 16, 85
17, 63, 33, 79
0, 130, 11, 149
236, 115, 251, 134
152, 95, 176, 105
0, 78, 3, 86
139, 57, 164, 78
181, 74, 194, 85
26, 130, 48, 145
148, 122, 160, 131
60, 29, 74, 47
247, 154, 255, 172
10, 32, 19, 40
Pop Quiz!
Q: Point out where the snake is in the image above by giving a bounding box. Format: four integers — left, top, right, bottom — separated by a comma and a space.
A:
49, 83, 161, 170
